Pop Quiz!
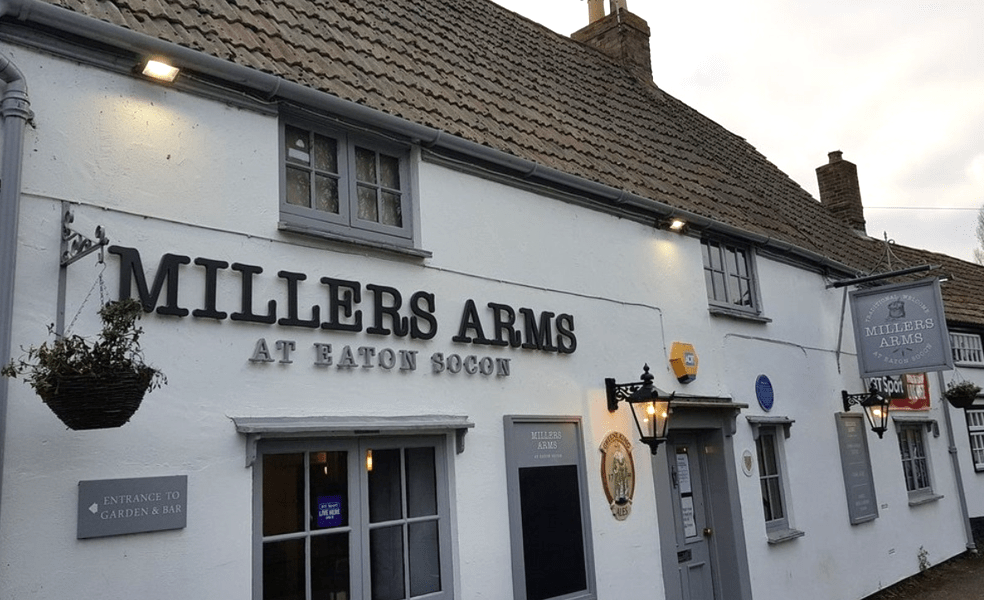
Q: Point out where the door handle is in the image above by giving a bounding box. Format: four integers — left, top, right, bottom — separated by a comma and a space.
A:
703, 528, 713, 538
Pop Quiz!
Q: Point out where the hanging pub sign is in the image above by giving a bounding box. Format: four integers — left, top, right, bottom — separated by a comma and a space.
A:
848, 278, 952, 378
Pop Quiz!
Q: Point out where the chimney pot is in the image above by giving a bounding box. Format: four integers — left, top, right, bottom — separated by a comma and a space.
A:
828, 150, 843, 163
588, 0, 604, 23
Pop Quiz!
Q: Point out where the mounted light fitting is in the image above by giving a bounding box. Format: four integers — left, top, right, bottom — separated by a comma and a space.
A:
606, 364, 673, 454
142, 59, 180, 82
842, 384, 891, 438
658, 216, 688, 233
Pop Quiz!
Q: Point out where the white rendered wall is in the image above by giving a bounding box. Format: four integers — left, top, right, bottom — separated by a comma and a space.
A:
0, 42, 971, 600
943, 365, 984, 521
723, 256, 967, 599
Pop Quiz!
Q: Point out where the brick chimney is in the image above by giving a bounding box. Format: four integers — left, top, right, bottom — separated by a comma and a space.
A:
816, 150, 867, 234
572, 0, 652, 81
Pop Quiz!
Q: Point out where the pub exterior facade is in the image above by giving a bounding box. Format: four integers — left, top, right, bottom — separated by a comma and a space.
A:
0, 1, 980, 599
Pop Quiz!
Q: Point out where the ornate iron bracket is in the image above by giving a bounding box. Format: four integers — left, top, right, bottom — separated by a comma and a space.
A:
60, 208, 109, 267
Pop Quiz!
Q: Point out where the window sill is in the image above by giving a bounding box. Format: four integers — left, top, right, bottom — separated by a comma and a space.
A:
278, 221, 432, 259
908, 493, 944, 507
766, 528, 805, 545
708, 306, 772, 323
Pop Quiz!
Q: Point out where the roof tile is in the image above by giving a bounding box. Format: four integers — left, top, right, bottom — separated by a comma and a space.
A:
26, 0, 984, 325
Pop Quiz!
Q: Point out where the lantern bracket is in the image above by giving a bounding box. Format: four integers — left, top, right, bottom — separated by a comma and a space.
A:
842, 384, 891, 438
605, 364, 674, 454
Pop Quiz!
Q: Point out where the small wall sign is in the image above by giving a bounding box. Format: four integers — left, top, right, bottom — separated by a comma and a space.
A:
755, 375, 774, 411
317, 495, 343, 528
741, 449, 754, 477
599, 431, 635, 521
867, 373, 930, 410
77, 475, 187, 539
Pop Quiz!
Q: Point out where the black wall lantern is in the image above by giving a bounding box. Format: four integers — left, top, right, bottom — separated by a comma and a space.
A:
606, 364, 673, 454
842, 384, 891, 438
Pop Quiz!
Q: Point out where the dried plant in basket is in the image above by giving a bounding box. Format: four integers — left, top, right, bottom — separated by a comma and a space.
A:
2, 298, 166, 429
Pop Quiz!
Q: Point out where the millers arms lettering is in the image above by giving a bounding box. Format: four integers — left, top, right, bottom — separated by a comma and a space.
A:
108, 246, 576, 354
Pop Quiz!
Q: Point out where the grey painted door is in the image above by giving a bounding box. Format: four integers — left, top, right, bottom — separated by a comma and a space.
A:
667, 433, 716, 600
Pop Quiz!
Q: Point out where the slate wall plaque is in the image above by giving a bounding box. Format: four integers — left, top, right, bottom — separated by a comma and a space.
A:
78, 475, 187, 539
835, 414, 878, 525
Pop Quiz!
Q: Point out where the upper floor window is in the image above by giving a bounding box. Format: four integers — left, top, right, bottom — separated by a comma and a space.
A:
280, 117, 415, 250
951, 332, 984, 366
701, 238, 762, 316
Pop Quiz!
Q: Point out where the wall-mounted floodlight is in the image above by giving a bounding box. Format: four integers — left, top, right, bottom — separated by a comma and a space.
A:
142, 59, 180, 82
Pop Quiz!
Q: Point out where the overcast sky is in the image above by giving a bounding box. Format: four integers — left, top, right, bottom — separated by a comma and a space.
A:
492, 0, 984, 264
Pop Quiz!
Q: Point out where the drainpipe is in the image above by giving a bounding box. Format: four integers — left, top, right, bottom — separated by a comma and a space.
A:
937, 370, 977, 552
0, 50, 32, 533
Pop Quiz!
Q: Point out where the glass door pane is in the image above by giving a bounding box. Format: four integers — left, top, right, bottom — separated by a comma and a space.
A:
370, 525, 406, 600
312, 532, 351, 599
368, 449, 403, 523
263, 538, 305, 600
405, 447, 437, 518
263, 453, 305, 536
311, 451, 349, 529
408, 520, 441, 596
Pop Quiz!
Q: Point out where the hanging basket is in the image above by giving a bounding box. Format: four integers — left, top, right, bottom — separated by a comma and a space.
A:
945, 381, 982, 409
3, 299, 165, 431
38, 368, 154, 430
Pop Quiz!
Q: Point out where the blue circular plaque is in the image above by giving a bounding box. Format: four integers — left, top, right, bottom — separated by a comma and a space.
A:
755, 375, 774, 411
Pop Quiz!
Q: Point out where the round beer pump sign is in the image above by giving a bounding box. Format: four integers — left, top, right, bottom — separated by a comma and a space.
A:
600, 431, 636, 521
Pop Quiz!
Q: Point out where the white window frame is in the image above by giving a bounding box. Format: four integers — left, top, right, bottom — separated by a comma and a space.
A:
701, 237, 765, 319
951, 332, 984, 366
746, 416, 803, 543
966, 408, 984, 472
279, 113, 421, 253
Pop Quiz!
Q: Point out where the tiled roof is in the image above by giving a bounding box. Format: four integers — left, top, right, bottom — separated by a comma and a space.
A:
25, 0, 984, 327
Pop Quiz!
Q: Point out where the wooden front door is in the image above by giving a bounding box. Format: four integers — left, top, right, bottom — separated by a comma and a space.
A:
667, 433, 716, 600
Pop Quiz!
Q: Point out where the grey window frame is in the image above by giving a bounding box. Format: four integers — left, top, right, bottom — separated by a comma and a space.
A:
894, 420, 942, 505
701, 237, 764, 319
279, 113, 418, 252
746, 416, 803, 543
251, 435, 456, 600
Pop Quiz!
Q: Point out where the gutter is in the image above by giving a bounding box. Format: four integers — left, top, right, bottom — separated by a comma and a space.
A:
0, 48, 32, 534
0, 0, 859, 281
